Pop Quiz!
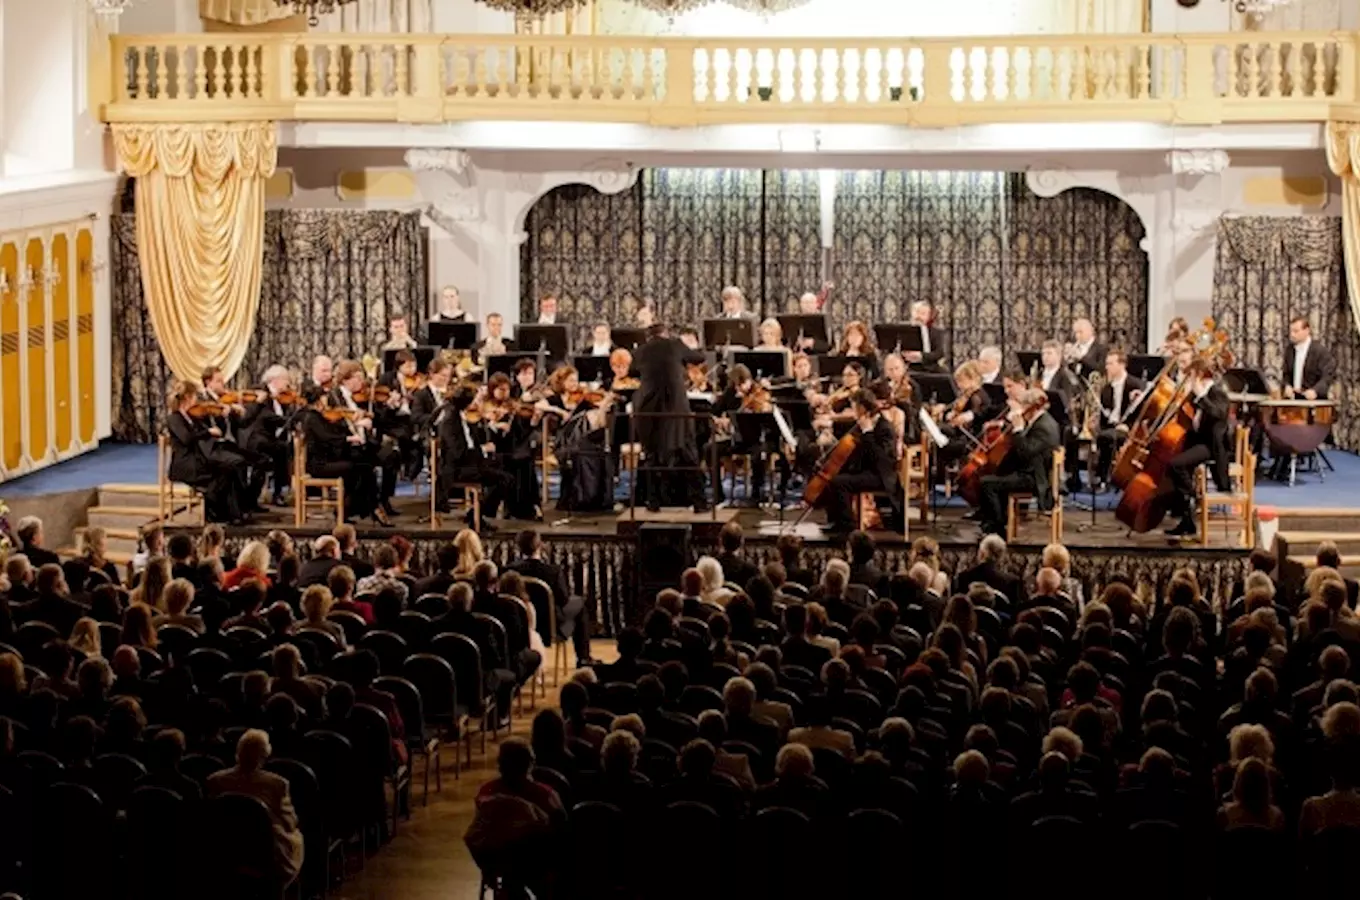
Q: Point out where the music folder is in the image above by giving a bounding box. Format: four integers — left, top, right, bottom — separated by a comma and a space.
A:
610, 327, 646, 351
573, 355, 612, 386
875, 324, 923, 354
1015, 350, 1042, 378
1127, 354, 1164, 384
733, 350, 789, 381
515, 324, 571, 362
427, 321, 478, 350
487, 351, 548, 380
1224, 367, 1270, 396
703, 317, 756, 350
910, 373, 956, 406
383, 345, 438, 373
777, 314, 829, 350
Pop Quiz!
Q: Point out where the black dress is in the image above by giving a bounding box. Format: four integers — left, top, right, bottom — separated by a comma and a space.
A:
549, 394, 614, 512
490, 406, 540, 520
166, 411, 245, 523
634, 336, 706, 507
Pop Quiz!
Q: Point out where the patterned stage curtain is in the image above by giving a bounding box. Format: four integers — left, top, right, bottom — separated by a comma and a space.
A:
521, 168, 823, 333
1212, 216, 1360, 450
107, 209, 427, 441
831, 172, 1147, 366
240, 210, 428, 382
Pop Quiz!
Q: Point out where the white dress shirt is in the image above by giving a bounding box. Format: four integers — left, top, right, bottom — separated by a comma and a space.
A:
981, 369, 998, 385
1041, 367, 1059, 391
1109, 376, 1125, 422
538, 314, 557, 325
590, 342, 612, 357
919, 324, 931, 354
1293, 338, 1311, 391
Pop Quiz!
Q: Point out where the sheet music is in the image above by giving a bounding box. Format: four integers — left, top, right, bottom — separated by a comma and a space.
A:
919, 407, 949, 448
687, 391, 715, 403
772, 405, 796, 447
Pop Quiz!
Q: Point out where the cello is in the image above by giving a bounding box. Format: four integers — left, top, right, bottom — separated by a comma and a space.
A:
1112, 321, 1231, 532
955, 393, 1050, 508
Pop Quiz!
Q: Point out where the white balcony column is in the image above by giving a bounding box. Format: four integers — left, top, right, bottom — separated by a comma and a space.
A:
1164, 149, 1230, 339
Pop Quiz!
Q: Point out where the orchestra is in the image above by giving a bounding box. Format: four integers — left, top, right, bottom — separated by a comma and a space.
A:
181, 290, 1292, 546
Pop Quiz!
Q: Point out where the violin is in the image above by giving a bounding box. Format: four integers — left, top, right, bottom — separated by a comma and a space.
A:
321, 407, 360, 423
565, 389, 608, 406
826, 387, 852, 412
955, 394, 1050, 507
687, 362, 711, 391
612, 375, 641, 391
739, 383, 773, 413
185, 402, 228, 419
466, 399, 536, 424
401, 373, 427, 392
352, 385, 393, 405
218, 389, 265, 405
273, 389, 304, 407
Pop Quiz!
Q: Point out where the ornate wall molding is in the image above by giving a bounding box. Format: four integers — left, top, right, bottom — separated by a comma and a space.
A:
405, 147, 485, 238
1167, 149, 1230, 176
1024, 164, 1155, 250
506, 159, 641, 233
1171, 208, 1220, 237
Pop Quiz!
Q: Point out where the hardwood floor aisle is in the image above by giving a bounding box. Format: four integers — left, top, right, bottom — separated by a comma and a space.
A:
335, 640, 612, 899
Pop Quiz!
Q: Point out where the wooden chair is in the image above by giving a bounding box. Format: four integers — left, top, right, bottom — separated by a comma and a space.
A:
1006, 447, 1065, 543
431, 435, 482, 532
540, 420, 557, 514
1196, 426, 1256, 548
292, 434, 345, 527
155, 433, 205, 526
521, 576, 568, 693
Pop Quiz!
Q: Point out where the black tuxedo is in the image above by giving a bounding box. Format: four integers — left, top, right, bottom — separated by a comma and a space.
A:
18, 543, 60, 571
1168, 382, 1231, 518
507, 556, 591, 662
904, 324, 946, 371
635, 335, 705, 507
823, 415, 899, 532
1283, 339, 1336, 396
1095, 374, 1146, 481
435, 407, 512, 520
1073, 341, 1108, 379
978, 410, 1061, 535
238, 388, 293, 501
297, 408, 378, 520
410, 385, 444, 438
166, 411, 246, 522
952, 559, 1024, 608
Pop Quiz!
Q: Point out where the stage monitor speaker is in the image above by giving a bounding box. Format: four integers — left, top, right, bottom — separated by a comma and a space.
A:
632, 523, 692, 623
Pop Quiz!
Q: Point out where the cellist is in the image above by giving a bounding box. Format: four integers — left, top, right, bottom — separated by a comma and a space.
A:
977, 387, 1061, 537
1163, 357, 1231, 539
818, 388, 899, 536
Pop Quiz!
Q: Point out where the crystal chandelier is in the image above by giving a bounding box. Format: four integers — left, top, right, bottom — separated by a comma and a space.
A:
473, 0, 591, 14
1234, 0, 1293, 16
89, 0, 133, 19
275, 0, 362, 26
720, 0, 813, 15
629, 0, 715, 17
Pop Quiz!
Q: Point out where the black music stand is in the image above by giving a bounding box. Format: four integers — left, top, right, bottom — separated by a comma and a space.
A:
777, 314, 829, 351
911, 373, 956, 407
427, 321, 478, 350
813, 353, 844, 379
1224, 367, 1269, 395
516, 324, 571, 363
733, 411, 778, 507
1016, 351, 1042, 379
1128, 354, 1165, 384
734, 350, 789, 381
383, 346, 438, 373
573, 355, 612, 386
876, 324, 923, 355
611, 327, 646, 351
488, 351, 548, 381
703, 318, 756, 350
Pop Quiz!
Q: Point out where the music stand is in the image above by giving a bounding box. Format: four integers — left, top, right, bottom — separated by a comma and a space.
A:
516, 324, 571, 362
1224, 367, 1270, 395
911, 373, 956, 406
1128, 354, 1165, 384
813, 353, 845, 379
875, 324, 923, 355
1016, 351, 1042, 378
427, 321, 478, 350
611, 327, 646, 351
573, 355, 612, 386
703, 318, 756, 350
733, 350, 789, 381
488, 351, 548, 381
777, 314, 829, 351
383, 345, 438, 373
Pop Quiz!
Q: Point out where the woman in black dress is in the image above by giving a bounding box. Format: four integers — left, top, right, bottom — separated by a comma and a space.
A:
537, 365, 615, 512
483, 373, 541, 520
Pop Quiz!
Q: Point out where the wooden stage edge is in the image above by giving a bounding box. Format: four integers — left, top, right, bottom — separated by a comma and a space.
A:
178, 499, 1251, 558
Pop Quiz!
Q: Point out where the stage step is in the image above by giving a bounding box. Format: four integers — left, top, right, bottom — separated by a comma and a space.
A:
1276, 532, 1360, 557
85, 504, 163, 532
72, 526, 142, 559
96, 483, 167, 510
1269, 508, 1360, 534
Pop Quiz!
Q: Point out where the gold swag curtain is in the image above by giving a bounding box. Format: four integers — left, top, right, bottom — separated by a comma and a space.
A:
1325, 121, 1360, 332
111, 122, 277, 384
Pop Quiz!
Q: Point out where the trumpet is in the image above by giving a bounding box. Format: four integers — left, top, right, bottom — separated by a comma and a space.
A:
1063, 341, 1083, 365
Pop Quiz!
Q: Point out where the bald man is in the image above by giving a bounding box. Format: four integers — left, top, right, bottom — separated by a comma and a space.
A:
1068, 318, 1107, 379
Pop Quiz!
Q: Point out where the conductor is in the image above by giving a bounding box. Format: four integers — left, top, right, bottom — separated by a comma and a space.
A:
634, 323, 710, 513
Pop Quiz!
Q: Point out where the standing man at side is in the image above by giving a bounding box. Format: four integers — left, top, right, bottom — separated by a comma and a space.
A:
1283, 316, 1335, 401
506, 528, 594, 666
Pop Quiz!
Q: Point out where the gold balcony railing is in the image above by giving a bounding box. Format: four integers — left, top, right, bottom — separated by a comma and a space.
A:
100, 31, 1359, 127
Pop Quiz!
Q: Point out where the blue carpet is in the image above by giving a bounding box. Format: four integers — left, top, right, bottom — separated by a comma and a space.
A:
3, 440, 1358, 510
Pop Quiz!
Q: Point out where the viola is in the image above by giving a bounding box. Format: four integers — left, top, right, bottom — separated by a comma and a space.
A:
401, 373, 427, 392
185, 402, 228, 419
218, 389, 265, 405
955, 394, 1050, 507
739, 384, 773, 413
321, 407, 360, 423
353, 385, 393, 405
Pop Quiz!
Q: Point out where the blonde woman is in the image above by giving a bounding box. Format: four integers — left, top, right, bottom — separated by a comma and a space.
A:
156, 578, 205, 634
756, 318, 793, 374
453, 529, 485, 580
198, 524, 227, 565
696, 556, 732, 606
131, 557, 172, 612
70, 617, 103, 660
1041, 543, 1084, 611
225, 540, 272, 590
300, 585, 346, 647
80, 527, 121, 586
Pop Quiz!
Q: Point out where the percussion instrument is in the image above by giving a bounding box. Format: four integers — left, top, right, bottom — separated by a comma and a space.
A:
1258, 397, 1336, 458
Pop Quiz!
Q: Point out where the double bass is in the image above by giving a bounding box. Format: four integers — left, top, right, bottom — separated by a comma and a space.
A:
1111, 320, 1231, 532
955, 393, 1050, 507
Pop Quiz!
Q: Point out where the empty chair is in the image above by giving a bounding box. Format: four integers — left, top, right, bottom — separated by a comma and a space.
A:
34, 782, 111, 897
155, 624, 200, 664
749, 807, 817, 899
126, 786, 189, 900
92, 752, 148, 813
186, 647, 234, 691
357, 630, 409, 676
569, 801, 633, 895
199, 792, 286, 899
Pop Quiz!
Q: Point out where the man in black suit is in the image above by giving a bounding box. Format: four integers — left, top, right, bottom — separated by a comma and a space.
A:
952, 534, 1025, 608
506, 528, 593, 666
1164, 361, 1231, 539
2, 555, 35, 610
905, 301, 946, 371
780, 604, 833, 673
16, 564, 88, 635
716, 521, 760, 588
1067, 318, 1108, 380
433, 582, 516, 722
634, 323, 708, 512
14, 517, 60, 570
474, 313, 517, 363
847, 530, 889, 598
1094, 349, 1146, 488
978, 388, 1062, 537
1283, 315, 1336, 401
238, 365, 295, 507
435, 385, 514, 530
165, 380, 250, 524
1037, 341, 1081, 404
413, 542, 460, 601
332, 524, 374, 580
820, 389, 900, 535
298, 536, 343, 587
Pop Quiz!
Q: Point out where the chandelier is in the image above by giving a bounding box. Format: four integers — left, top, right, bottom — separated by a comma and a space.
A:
89, 0, 132, 19
275, 0, 361, 26
473, 0, 591, 15
629, 0, 715, 18
720, 0, 812, 15
1234, 0, 1293, 16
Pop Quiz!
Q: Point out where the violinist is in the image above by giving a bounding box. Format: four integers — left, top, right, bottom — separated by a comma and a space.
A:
835, 321, 879, 379
1094, 350, 1146, 490
608, 349, 640, 391
480, 373, 541, 521
435, 385, 514, 531
334, 360, 402, 518
880, 353, 919, 443
711, 363, 775, 506
378, 351, 422, 478
411, 358, 453, 441
1164, 359, 1231, 539
933, 361, 990, 481
198, 366, 262, 511
200, 366, 245, 442
308, 355, 334, 393
511, 358, 543, 401
539, 365, 615, 512
431, 284, 467, 323
789, 352, 817, 391
978, 346, 1002, 385
818, 388, 899, 536
977, 387, 1061, 537
906, 301, 946, 371
166, 380, 251, 525
238, 365, 296, 508
297, 385, 387, 526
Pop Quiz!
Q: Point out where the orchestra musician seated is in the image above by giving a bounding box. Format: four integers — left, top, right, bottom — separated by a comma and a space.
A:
511, 358, 541, 401
589, 322, 614, 357
818, 388, 900, 536
476, 312, 515, 363
835, 321, 879, 379
1066, 318, 1107, 379
906, 301, 946, 371
608, 349, 639, 390
309, 355, 334, 393
411, 358, 453, 444
711, 364, 777, 507
793, 289, 831, 353
932, 361, 990, 477
1037, 340, 1080, 399
166, 380, 253, 525
720, 286, 756, 322
431, 284, 467, 323
1164, 358, 1231, 539
537, 293, 564, 326
479, 373, 541, 521
200, 365, 265, 512
976, 387, 1061, 537
332, 360, 402, 518
239, 365, 297, 508
756, 318, 793, 375
537, 365, 615, 512
1095, 349, 1146, 491
382, 315, 418, 352
378, 350, 422, 478
978, 346, 1003, 385
436, 384, 516, 531
297, 385, 387, 526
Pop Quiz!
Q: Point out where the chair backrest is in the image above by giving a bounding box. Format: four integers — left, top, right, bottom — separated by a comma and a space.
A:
186, 646, 235, 688
358, 630, 410, 676
155, 624, 200, 663
127, 785, 187, 850
93, 752, 149, 811
17, 750, 65, 786
520, 578, 555, 644
14, 621, 60, 658
180, 753, 226, 787
678, 684, 724, 717
429, 632, 486, 712
401, 653, 458, 722
396, 610, 434, 650
350, 703, 396, 771
471, 612, 509, 666
137, 645, 165, 674
328, 610, 369, 646
414, 593, 450, 618
373, 675, 426, 741
264, 757, 320, 833
202, 793, 276, 875
781, 582, 809, 600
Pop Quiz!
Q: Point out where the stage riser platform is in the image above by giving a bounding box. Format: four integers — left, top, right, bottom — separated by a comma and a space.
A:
197, 526, 1249, 639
